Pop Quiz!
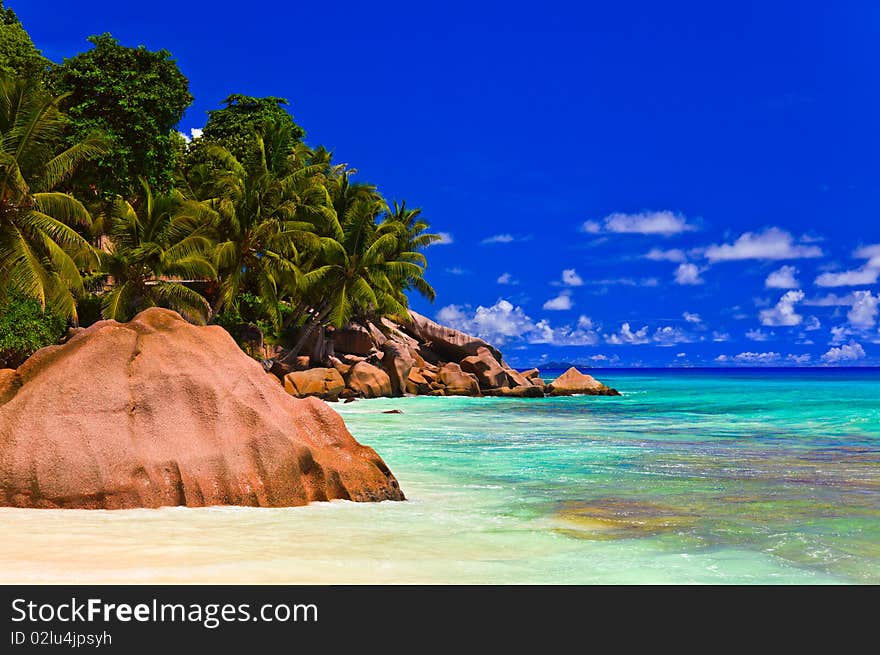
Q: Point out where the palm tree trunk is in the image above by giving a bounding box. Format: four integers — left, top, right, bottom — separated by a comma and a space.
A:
280, 302, 331, 363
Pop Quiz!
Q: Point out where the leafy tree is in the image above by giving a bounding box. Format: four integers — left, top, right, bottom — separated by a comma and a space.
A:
384, 200, 439, 302
0, 290, 66, 368
200, 94, 305, 163
52, 34, 193, 197
180, 124, 330, 331
0, 76, 106, 321
0, 2, 49, 83
97, 179, 215, 323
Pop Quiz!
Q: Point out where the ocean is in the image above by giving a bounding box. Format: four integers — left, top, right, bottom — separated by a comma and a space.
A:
1, 368, 878, 584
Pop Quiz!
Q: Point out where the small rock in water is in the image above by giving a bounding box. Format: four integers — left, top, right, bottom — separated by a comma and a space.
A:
382, 409, 404, 414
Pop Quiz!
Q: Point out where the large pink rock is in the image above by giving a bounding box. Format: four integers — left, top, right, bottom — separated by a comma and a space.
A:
460, 346, 508, 389
0, 308, 404, 509
546, 367, 620, 396
381, 341, 414, 396
438, 362, 480, 396
345, 361, 393, 398
283, 367, 345, 400
330, 325, 374, 355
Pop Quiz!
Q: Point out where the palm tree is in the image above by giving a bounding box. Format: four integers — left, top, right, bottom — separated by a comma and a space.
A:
98, 179, 216, 323
180, 123, 331, 330
283, 197, 427, 361
383, 200, 439, 302
0, 76, 106, 320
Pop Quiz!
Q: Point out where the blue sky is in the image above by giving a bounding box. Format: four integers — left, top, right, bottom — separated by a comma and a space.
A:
18, 0, 880, 367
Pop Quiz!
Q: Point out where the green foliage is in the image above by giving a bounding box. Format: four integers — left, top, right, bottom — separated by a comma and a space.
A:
74, 293, 103, 327
0, 75, 107, 321
201, 94, 305, 163
52, 34, 193, 197
97, 179, 215, 323
0, 2, 49, 83
0, 291, 66, 368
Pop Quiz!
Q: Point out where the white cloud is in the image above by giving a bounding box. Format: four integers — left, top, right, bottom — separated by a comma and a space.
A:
531, 318, 600, 346
830, 325, 852, 345
496, 272, 516, 285
854, 243, 880, 268
821, 341, 866, 363
712, 331, 731, 342
436, 300, 534, 345
561, 269, 584, 286
605, 323, 650, 345
716, 351, 782, 364
582, 210, 696, 236
644, 248, 687, 262
765, 265, 800, 289
674, 263, 705, 285
445, 267, 467, 275
653, 326, 691, 346
786, 354, 811, 364
543, 291, 573, 311
436, 300, 603, 347
803, 316, 822, 331
847, 291, 879, 328
676, 352, 687, 358
682, 312, 701, 323
803, 293, 855, 307
433, 232, 454, 245
178, 127, 204, 143
704, 228, 823, 262
759, 290, 805, 327
481, 234, 530, 245
815, 267, 879, 287
746, 328, 774, 341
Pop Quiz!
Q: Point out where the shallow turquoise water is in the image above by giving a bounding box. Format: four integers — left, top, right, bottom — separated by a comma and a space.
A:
333, 369, 880, 583
1, 369, 877, 584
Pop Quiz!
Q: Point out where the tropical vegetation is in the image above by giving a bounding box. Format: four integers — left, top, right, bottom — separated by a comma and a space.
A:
0, 1, 439, 366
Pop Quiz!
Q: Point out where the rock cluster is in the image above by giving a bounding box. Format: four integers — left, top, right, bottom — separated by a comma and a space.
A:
276, 311, 620, 400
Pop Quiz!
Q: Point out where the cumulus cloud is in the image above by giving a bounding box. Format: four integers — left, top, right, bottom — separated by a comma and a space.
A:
786, 354, 812, 364
704, 228, 823, 262
716, 351, 782, 364
746, 328, 774, 341
674, 263, 705, 285
436, 300, 534, 345
653, 326, 691, 346
759, 290, 805, 327
543, 291, 573, 311
712, 331, 731, 342
847, 291, 879, 328
178, 127, 203, 143
496, 272, 516, 285
682, 312, 701, 323
821, 341, 866, 363
815, 267, 879, 287
605, 323, 650, 345
644, 248, 687, 262
436, 300, 599, 347
582, 210, 696, 236
433, 232, 454, 245
561, 269, 584, 286
765, 265, 800, 289
531, 317, 600, 346
854, 243, 880, 267
803, 315, 822, 331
